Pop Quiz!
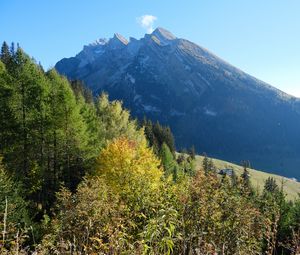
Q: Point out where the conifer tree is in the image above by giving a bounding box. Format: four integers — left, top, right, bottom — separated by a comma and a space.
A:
241, 160, 253, 194
231, 169, 238, 187
264, 177, 279, 193
142, 118, 176, 155
10, 42, 15, 56
0, 61, 16, 155
70, 79, 93, 103
47, 69, 88, 192
0, 158, 30, 248
202, 153, 209, 175
160, 143, 176, 177
207, 158, 215, 173
0, 41, 11, 66
188, 145, 196, 160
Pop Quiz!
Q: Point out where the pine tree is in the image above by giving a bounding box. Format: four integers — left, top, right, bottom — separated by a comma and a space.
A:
142, 118, 159, 153
0, 158, 30, 245
188, 145, 196, 160
207, 158, 215, 173
241, 160, 252, 193
231, 169, 238, 187
0, 60, 16, 155
202, 153, 209, 175
10, 42, 15, 56
0, 41, 11, 66
264, 177, 279, 193
70, 79, 93, 103
47, 69, 88, 192
160, 143, 176, 177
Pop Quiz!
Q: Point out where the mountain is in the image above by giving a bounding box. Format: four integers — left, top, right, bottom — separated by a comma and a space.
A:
55, 27, 300, 179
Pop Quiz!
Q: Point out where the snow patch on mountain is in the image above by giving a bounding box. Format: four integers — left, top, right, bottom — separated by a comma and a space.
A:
150, 94, 161, 101
170, 109, 185, 116
125, 73, 135, 84
197, 73, 210, 86
142, 104, 161, 113
89, 38, 108, 46
204, 108, 217, 116
133, 94, 142, 102
78, 59, 88, 68
185, 65, 191, 71
94, 49, 105, 54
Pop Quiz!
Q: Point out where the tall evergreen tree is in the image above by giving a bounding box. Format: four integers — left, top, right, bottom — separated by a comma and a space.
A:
202, 153, 209, 175
70, 79, 93, 104
160, 143, 176, 177
0, 60, 16, 156
264, 177, 279, 193
188, 145, 196, 160
0, 41, 11, 66
142, 118, 176, 155
241, 160, 252, 193
47, 69, 88, 193
231, 169, 238, 187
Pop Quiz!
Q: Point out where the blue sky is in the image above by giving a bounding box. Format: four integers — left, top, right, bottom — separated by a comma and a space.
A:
1, 0, 300, 96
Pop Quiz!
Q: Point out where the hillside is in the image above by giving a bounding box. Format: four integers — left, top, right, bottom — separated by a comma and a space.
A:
55, 27, 300, 179
194, 155, 300, 200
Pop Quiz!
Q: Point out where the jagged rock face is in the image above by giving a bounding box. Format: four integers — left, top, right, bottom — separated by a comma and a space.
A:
56, 27, 300, 179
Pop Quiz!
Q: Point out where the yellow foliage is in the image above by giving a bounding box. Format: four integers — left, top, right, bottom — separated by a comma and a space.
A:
96, 137, 162, 193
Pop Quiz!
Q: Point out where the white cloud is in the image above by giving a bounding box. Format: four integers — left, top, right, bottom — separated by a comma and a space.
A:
136, 14, 157, 33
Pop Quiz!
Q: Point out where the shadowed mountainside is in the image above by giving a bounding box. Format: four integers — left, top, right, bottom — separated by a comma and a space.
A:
55, 27, 300, 179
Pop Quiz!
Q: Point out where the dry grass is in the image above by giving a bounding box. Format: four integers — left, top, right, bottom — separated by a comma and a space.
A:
194, 155, 300, 200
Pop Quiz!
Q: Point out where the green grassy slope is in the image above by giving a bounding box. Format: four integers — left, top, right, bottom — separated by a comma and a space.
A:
194, 155, 300, 200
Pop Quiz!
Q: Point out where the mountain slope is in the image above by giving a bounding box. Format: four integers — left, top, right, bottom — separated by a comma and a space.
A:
193, 155, 300, 200
55, 27, 300, 179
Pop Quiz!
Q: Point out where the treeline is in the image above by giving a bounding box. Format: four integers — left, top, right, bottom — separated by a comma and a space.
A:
0, 42, 299, 254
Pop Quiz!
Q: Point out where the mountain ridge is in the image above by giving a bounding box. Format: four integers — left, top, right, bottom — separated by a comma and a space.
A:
55, 27, 300, 179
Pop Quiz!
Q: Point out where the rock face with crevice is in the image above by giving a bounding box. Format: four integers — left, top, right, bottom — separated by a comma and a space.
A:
56, 27, 300, 179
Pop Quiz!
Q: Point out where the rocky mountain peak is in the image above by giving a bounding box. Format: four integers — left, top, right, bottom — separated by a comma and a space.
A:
152, 27, 176, 40
150, 27, 176, 45
107, 33, 128, 49
113, 33, 128, 44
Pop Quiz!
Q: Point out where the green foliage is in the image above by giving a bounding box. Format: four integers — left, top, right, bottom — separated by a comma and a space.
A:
142, 118, 175, 155
142, 208, 179, 255
96, 93, 144, 147
70, 79, 93, 103
176, 153, 196, 177
202, 153, 215, 175
202, 153, 209, 174
241, 160, 253, 194
0, 41, 12, 66
0, 44, 144, 214
173, 170, 264, 254
264, 177, 279, 193
160, 143, 176, 178
0, 159, 30, 252
1, 42, 300, 254
39, 138, 166, 254
46, 69, 88, 192
188, 145, 196, 160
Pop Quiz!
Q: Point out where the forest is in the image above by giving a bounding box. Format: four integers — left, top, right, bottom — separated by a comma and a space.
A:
0, 42, 299, 254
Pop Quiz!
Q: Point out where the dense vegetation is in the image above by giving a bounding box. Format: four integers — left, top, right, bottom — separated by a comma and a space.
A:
0, 42, 299, 254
